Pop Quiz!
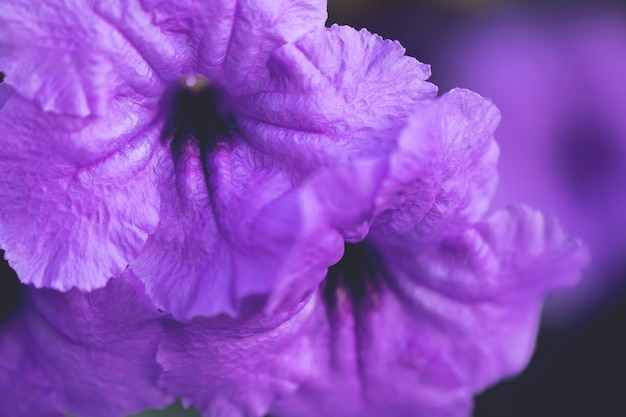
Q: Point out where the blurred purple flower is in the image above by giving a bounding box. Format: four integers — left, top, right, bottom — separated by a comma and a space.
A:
431, 8, 626, 318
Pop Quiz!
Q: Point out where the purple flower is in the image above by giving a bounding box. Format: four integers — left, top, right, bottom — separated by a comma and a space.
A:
0, 0, 437, 320
0, 1, 590, 417
155, 89, 588, 416
430, 8, 626, 318
0, 259, 169, 417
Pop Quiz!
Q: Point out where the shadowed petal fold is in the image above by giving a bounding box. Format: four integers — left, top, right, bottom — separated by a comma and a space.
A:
93, 0, 326, 86
156, 206, 588, 417
240, 24, 437, 170
157, 297, 318, 417
0, 0, 329, 295
0, 273, 170, 417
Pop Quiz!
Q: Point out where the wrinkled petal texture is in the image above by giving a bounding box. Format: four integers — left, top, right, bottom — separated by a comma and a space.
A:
0, 0, 324, 114
269, 206, 589, 417
0, 274, 170, 417
0, 95, 160, 290
0, 0, 167, 290
157, 297, 318, 417
0, 0, 160, 117
240, 24, 437, 173
374, 88, 500, 239
92, 0, 326, 88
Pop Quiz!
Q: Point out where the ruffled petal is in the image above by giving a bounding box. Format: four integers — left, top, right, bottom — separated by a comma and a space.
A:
131, 137, 389, 320
0, 273, 170, 417
269, 205, 589, 417
98, 0, 327, 86
0, 97, 160, 290
239, 24, 437, 171
157, 297, 318, 417
0, 0, 161, 117
374, 88, 500, 238
92, 0, 192, 81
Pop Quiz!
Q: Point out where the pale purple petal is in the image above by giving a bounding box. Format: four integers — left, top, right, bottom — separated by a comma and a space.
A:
268, 206, 588, 417
0, 0, 161, 117
0, 0, 337, 304
0, 0, 168, 291
374, 88, 500, 239
239, 24, 437, 171
0, 273, 170, 417
157, 298, 318, 417
95, 0, 326, 86
0, 98, 160, 291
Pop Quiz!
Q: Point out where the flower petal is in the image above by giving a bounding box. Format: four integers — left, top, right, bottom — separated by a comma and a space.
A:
0, 273, 170, 417
269, 206, 589, 417
157, 297, 318, 417
239, 24, 437, 170
374, 88, 501, 238
99, 0, 327, 86
430, 12, 626, 319
0, 97, 160, 291
0, 0, 161, 117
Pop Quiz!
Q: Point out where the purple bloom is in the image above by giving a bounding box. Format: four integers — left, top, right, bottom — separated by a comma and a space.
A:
430, 9, 626, 318
0, 262, 169, 417
155, 90, 588, 416
0, 0, 436, 320
0, 1, 590, 417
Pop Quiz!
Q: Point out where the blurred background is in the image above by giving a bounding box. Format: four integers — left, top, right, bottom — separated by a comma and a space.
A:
3, 0, 626, 416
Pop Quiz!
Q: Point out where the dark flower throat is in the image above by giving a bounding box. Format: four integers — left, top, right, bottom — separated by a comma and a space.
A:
324, 242, 384, 309
160, 76, 237, 178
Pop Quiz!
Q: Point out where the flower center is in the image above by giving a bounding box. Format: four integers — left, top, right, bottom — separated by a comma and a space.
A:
160, 75, 237, 174
323, 242, 385, 309
0, 72, 4, 83
0, 251, 26, 324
